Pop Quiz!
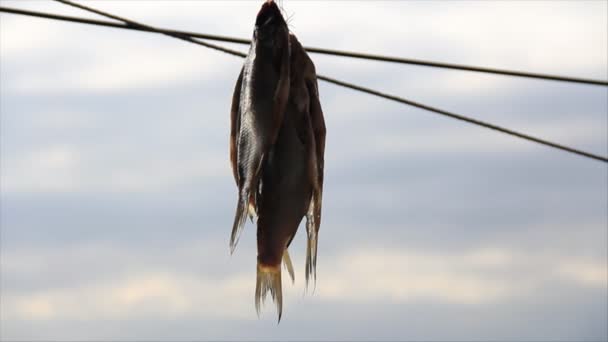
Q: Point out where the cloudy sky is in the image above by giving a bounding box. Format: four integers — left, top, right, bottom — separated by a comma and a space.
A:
1, 0, 607, 341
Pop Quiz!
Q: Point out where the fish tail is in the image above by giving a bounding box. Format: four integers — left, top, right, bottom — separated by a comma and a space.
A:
255, 262, 283, 322
282, 248, 295, 284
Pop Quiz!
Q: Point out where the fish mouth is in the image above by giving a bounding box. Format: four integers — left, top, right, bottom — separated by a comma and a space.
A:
255, 0, 286, 31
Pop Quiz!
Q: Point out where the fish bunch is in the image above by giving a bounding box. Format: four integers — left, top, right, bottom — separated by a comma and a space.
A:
229, 0, 326, 322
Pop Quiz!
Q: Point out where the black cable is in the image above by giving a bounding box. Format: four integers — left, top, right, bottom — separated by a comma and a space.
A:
0, 5, 246, 58
1, 5, 606, 86
3, 2, 607, 163
71, 0, 249, 59
317, 75, 608, 163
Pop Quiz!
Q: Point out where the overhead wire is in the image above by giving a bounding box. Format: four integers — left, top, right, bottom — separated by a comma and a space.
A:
1, 5, 607, 86
0, 2, 606, 163
317, 75, 608, 163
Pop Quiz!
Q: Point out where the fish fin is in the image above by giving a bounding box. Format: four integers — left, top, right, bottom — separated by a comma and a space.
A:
232, 148, 265, 251
247, 196, 257, 223
255, 263, 283, 323
305, 199, 318, 293
230, 191, 249, 254
229, 68, 244, 186
305, 75, 325, 238
282, 249, 295, 284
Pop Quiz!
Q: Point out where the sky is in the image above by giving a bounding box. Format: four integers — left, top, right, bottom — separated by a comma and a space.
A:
0, 0, 607, 341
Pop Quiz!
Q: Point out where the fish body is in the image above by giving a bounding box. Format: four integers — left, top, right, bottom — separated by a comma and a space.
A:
228, 0, 326, 322
254, 95, 314, 320
230, 0, 290, 252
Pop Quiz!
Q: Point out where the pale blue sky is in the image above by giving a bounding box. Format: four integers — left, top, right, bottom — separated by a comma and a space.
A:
1, 1, 607, 340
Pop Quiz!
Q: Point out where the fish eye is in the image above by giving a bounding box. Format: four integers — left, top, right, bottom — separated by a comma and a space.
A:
262, 15, 274, 26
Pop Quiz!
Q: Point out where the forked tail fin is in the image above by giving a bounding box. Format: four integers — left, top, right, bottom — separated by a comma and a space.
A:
255, 263, 283, 322
282, 248, 295, 283
230, 191, 249, 254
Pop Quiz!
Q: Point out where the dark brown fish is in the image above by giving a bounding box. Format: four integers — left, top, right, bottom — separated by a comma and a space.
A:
229, 0, 291, 251
285, 35, 326, 291
229, 0, 326, 322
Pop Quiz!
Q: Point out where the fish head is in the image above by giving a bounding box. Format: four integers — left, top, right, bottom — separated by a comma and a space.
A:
253, 0, 289, 52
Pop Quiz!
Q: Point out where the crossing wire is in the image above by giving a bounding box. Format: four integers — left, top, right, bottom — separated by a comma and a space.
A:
0, 5, 606, 86
1, 2, 606, 163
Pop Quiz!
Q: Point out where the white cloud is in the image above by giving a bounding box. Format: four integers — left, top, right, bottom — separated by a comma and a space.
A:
3, 272, 253, 320
1, 142, 229, 193
3, 243, 605, 321
317, 247, 520, 304
317, 246, 608, 304
557, 260, 607, 287
3, 34, 241, 93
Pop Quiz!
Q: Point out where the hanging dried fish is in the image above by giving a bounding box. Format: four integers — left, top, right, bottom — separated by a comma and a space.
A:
229, 0, 326, 322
